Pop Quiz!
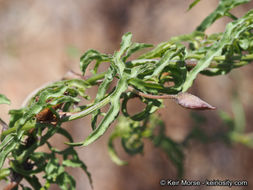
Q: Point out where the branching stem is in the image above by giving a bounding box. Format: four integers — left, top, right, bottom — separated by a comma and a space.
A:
2, 53, 252, 138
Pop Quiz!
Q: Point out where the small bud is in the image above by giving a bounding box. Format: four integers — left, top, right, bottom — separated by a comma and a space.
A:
173, 92, 216, 110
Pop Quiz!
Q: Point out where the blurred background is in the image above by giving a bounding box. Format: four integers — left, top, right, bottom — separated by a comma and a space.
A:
0, 0, 253, 189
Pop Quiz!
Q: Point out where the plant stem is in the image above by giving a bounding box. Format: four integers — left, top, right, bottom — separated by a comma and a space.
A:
85, 71, 107, 84
127, 86, 176, 99
0, 118, 8, 132
61, 95, 111, 122
1, 121, 35, 140
1, 53, 252, 138
185, 53, 253, 62
126, 53, 253, 69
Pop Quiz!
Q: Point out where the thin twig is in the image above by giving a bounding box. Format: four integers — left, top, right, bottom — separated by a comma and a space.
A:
0, 118, 8, 133
127, 86, 176, 99
62, 70, 87, 80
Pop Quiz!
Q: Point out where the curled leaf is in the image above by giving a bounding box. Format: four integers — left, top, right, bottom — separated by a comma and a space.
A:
173, 92, 216, 110
108, 135, 128, 166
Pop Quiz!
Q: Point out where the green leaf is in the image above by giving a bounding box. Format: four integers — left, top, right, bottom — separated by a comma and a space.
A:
128, 78, 177, 94
239, 38, 250, 50
138, 42, 172, 59
121, 136, 144, 155
0, 135, 17, 168
188, 0, 201, 11
218, 110, 234, 128
80, 49, 110, 75
112, 32, 133, 75
122, 42, 153, 62
58, 172, 76, 190
197, 0, 250, 32
62, 159, 81, 168
125, 59, 159, 68
229, 132, 253, 148
68, 77, 128, 146
183, 9, 253, 91
0, 94, 10, 105
15, 123, 59, 163
108, 116, 144, 164
23, 175, 42, 189
62, 149, 92, 188
0, 6, 252, 189
57, 128, 74, 142
139, 31, 204, 59
149, 47, 185, 79
8, 109, 26, 128
13, 83, 86, 134
121, 92, 162, 121
91, 67, 116, 130
167, 63, 187, 91
158, 137, 184, 178
44, 158, 64, 180
0, 134, 15, 152
62, 158, 93, 187
232, 95, 245, 133
170, 31, 205, 43
0, 168, 10, 180
63, 95, 111, 122
108, 133, 128, 166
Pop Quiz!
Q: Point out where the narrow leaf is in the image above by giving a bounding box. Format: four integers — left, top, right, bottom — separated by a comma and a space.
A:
0, 94, 10, 105
197, 0, 250, 32
113, 32, 133, 75
138, 42, 172, 59
108, 134, 128, 166
122, 42, 153, 62
188, 0, 201, 11
68, 77, 128, 146
0, 139, 17, 168
183, 10, 253, 91
149, 48, 179, 78
80, 49, 110, 75
232, 95, 245, 133
91, 67, 116, 130
0, 168, 10, 180
139, 31, 204, 59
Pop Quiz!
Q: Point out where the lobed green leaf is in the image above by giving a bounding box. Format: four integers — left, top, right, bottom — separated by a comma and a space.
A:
80, 49, 110, 75
68, 77, 128, 146
183, 9, 253, 91
197, 0, 250, 32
